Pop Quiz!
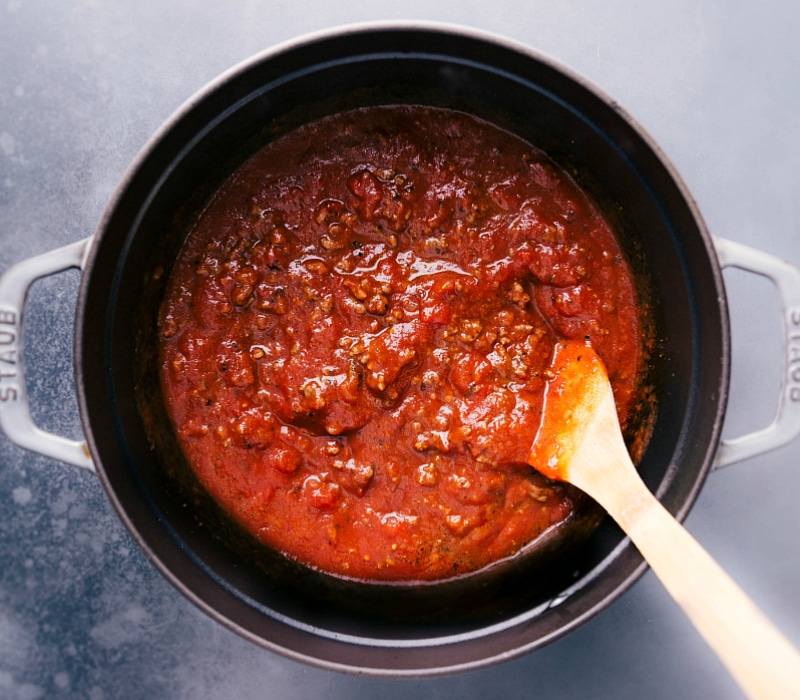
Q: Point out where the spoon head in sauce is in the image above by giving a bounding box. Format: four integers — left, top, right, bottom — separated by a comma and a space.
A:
528, 341, 617, 483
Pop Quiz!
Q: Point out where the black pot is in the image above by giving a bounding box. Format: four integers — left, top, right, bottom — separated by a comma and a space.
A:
4, 22, 795, 676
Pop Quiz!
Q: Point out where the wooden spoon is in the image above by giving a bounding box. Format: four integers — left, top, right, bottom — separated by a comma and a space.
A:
529, 341, 800, 700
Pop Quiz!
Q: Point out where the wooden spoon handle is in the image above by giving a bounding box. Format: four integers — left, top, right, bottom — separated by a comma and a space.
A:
597, 465, 800, 700
532, 341, 800, 697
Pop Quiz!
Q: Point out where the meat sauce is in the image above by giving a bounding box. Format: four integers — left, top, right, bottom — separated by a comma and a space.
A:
158, 106, 648, 581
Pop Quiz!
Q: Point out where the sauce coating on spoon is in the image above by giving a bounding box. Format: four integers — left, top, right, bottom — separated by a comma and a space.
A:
529, 341, 613, 482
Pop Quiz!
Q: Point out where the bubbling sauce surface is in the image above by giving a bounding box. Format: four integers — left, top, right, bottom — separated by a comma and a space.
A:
158, 106, 649, 581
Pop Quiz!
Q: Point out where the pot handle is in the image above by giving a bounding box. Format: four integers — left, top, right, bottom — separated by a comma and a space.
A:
0, 238, 95, 472
713, 236, 800, 469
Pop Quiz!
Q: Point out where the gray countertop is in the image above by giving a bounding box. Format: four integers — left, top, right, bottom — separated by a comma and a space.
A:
1, 2, 799, 698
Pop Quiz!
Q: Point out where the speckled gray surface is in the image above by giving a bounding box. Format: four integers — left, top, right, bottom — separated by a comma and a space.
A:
1, 1, 799, 698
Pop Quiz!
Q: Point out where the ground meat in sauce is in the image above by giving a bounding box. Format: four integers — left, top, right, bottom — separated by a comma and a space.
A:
158, 105, 647, 581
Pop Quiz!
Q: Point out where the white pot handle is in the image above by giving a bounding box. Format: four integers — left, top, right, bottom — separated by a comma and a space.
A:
713, 236, 800, 469
0, 237, 95, 471
2, 235, 797, 473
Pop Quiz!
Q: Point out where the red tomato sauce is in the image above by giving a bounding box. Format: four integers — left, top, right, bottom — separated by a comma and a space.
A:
158, 106, 648, 581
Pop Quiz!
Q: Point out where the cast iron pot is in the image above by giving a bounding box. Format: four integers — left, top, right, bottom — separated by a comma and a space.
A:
2, 22, 800, 676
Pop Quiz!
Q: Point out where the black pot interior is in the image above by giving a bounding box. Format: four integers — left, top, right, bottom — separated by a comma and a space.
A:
75, 25, 729, 674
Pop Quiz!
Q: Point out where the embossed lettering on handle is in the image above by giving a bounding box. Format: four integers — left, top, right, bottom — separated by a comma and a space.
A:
0, 308, 20, 403
0, 238, 94, 471
713, 236, 800, 469
790, 308, 800, 404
